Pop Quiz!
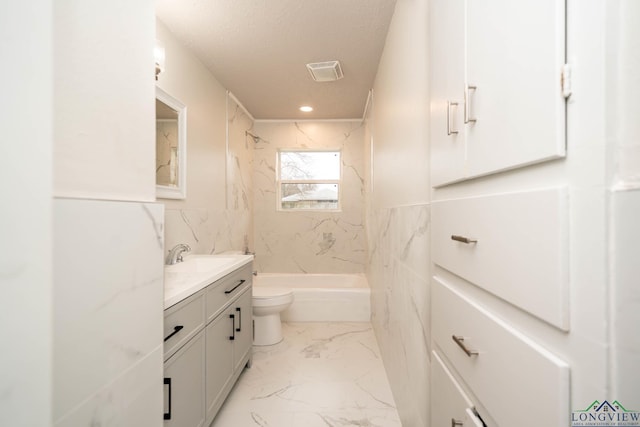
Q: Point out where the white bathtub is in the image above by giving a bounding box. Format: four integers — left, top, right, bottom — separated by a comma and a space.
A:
252, 273, 371, 322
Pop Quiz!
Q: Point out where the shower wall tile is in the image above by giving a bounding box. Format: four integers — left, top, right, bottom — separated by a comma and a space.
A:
366, 203, 431, 427
227, 97, 254, 214
53, 198, 164, 425
252, 121, 366, 273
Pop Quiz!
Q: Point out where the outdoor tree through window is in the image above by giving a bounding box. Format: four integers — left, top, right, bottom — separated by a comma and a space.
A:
278, 150, 341, 210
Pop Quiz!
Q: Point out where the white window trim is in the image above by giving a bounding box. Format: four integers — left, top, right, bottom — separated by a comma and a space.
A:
276, 148, 342, 212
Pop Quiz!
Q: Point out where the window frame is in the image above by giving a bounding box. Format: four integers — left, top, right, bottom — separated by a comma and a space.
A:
276, 148, 342, 212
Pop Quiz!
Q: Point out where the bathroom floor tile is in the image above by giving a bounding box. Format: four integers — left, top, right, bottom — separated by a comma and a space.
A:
211, 322, 401, 427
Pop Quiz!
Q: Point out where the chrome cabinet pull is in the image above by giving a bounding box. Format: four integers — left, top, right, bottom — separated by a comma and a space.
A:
451, 235, 477, 244
447, 101, 459, 135
464, 84, 477, 124
452, 419, 464, 427
452, 335, 479, 357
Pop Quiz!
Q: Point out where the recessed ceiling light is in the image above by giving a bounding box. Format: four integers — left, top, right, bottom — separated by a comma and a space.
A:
299, 106, 313, 112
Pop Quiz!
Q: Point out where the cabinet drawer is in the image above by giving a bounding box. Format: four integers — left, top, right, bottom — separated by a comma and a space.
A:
164, 290, 205, 361
431, 350, 484, 427
432, 278, 570, 427
206, 264, 252, 322
432, 187, 569, 329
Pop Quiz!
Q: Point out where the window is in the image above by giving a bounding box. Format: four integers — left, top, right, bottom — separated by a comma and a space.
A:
277, 150, 341, 210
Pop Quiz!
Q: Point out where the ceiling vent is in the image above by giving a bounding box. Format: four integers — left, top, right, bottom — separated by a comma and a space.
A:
306, 61, 344, 82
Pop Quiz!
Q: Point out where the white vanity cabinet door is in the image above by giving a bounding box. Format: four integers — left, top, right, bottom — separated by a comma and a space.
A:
205, 307, 235, 423
430, 0, 466, 186
233, 288, 253, 372
465, 0, 566, 179
164, 331, 205, 427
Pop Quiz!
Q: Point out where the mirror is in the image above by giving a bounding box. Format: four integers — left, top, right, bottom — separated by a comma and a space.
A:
156, 87, 187, 199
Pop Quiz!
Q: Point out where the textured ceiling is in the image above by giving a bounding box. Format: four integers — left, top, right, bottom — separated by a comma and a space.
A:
156, 0, 397, 120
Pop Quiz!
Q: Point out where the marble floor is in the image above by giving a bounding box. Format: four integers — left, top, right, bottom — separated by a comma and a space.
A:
211, 322, 402, 427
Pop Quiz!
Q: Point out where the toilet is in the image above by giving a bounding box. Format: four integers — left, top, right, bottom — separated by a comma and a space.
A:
252, 287, 294, 346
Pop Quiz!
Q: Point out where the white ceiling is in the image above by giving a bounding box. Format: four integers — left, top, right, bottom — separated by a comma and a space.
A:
155, 0, 397, 120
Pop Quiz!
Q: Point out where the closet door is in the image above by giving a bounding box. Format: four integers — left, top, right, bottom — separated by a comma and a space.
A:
430, 0, 466, 187
465, 0, 566, 178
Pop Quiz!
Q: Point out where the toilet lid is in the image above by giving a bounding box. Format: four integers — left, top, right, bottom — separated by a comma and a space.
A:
252, 286, 293, 299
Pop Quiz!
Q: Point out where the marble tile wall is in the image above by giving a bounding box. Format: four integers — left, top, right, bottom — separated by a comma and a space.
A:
252, 121, 366, 273
366, 204, 431, 427
164, 94, 254, 256
53, 198, 164, 426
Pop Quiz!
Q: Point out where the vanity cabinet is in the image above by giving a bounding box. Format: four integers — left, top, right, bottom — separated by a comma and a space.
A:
163, 290, 206, 427
164, 331, 205, 427
205, 287, 252, 422
430, 0, 567, 187
164, 262, 253, 427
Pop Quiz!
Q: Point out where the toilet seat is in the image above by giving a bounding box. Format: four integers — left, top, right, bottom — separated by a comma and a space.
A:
252, 287, 293, 307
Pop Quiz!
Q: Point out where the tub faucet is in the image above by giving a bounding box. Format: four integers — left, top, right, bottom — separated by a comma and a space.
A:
166, 244, 191, 265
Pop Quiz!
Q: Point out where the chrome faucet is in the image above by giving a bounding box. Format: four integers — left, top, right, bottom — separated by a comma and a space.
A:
166, 244, 191, 265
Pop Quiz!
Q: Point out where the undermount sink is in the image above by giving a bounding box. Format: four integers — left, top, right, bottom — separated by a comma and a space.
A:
165, 255, 237, 274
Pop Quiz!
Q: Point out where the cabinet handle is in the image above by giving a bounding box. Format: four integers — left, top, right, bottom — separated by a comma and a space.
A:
452, 335, 479, 357
229, 314, 236, 340
451, 235, 478, 244
163, 325, 184, 342
447, 101, 459, 136
236, 307, 242, 332
225, 279, 246, 294
163, 377, 172, 420
464, 84, 477, 124
451, 419, 464, 427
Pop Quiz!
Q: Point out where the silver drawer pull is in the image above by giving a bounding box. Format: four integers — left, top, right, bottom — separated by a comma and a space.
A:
464, 84, 477, 124
451, 235, 477, 244
452, 335, 479, 357
452, 419, 464, 427
447, 101, 459, 136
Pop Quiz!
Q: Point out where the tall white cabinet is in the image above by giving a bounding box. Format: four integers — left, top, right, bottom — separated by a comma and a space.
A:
430, 0, 567, 187
429, 0, 619, 425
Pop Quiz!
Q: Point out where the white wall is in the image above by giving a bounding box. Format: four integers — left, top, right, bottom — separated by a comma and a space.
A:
365, 0, 431, 426
53, 1, 156, 201
0, 1, 53, 425
52, 1, 164, 425
157, 20, 254, 256
371, 0, 430, 209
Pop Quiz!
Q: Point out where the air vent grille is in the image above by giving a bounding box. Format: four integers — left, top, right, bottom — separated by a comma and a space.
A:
306, 61, 344, 82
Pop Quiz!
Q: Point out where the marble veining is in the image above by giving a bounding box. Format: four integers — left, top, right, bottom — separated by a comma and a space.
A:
366, 204, 431, 427
163, 94, 254, 259
211, 323, 401, 427
53, 199, 164, 425
253, 121, 366, 274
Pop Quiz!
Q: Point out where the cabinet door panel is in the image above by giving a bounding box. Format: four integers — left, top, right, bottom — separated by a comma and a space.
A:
205, 308, 234, 422
466, 0, 566, 178
164, 332, 205, 427
233, 288, 253, 372
430, 0, 466, 186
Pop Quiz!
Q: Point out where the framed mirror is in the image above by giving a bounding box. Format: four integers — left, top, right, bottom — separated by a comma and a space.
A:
156, 87, 187, 199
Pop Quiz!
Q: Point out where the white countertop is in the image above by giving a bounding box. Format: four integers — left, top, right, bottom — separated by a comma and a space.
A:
164, 254, 254, 309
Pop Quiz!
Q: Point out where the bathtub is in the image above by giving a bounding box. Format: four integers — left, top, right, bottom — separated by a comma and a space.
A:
252, 273, 371, 322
